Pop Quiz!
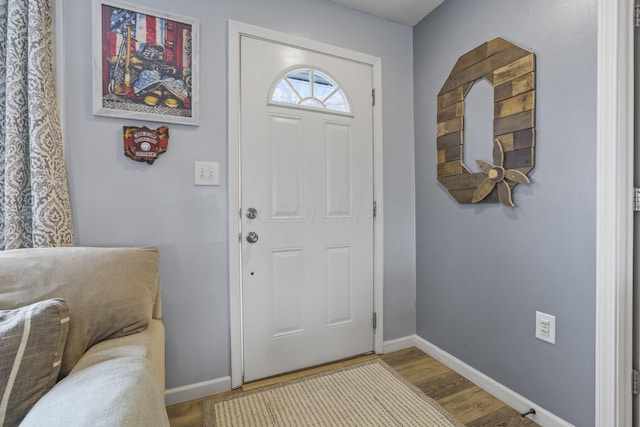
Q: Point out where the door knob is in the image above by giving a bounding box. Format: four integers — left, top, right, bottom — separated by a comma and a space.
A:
246, 232, 259, 243
246, 208, 257, 220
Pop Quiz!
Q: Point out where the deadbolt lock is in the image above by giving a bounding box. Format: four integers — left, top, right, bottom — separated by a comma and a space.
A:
246, 208, 257, 220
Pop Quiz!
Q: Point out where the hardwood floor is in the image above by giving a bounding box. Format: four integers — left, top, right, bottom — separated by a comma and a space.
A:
166, 347, 538, 426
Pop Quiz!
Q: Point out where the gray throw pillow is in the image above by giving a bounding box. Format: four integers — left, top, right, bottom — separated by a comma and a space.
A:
0, 299, 69, 426
0, 247, 159, 378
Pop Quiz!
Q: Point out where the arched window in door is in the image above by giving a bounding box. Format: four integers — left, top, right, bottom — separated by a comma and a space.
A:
270, 68, 351, 113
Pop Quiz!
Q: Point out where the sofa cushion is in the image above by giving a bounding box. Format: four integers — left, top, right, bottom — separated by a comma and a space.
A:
0, 247, 159, 378
20, 357, 170, 427
0, 299, 69, 426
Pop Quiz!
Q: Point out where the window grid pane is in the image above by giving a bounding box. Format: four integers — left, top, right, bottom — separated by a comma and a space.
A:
271, 69, 350, 113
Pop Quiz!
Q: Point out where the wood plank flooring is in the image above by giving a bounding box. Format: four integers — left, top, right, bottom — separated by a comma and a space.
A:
166, 347, 538, 426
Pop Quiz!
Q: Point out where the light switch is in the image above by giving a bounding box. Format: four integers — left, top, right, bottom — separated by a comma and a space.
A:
194, 161, 219, 186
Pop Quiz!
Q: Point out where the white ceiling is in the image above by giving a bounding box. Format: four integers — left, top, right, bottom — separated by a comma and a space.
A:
326, 0, 445, 26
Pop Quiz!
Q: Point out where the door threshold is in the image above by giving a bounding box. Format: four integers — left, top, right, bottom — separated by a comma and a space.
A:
242, 352, 376, 391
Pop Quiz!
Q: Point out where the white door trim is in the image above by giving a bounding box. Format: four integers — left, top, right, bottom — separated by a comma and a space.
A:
227, 20, 384, 389
596, 0, 634, 426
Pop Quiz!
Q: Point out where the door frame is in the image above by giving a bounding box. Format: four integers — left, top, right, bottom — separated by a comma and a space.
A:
227, 20, 384, 388
596, 0, 634, 425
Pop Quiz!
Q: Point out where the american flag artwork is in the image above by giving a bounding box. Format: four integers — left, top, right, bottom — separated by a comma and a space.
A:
100, 4, 193, 117
108, 9, 167, 59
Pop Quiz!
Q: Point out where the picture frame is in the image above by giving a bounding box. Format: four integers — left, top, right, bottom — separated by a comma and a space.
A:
92, 0, 199, 125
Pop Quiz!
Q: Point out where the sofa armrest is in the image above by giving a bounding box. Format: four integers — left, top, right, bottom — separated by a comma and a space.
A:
153, 288, 162, 320
21, 357, 169, 427
70, 320, 165, 391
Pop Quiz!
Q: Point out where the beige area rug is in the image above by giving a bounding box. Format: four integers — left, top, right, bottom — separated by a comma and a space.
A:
203, 359, 464, 427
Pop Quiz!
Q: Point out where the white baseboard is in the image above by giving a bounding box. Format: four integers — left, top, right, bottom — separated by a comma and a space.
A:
383, 335, 417, 353
165, 376, 231, 406
413, 335, 574, 427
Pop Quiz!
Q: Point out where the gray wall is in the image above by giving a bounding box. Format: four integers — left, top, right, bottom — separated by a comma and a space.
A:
60, 0, 416, 391
413, 1, 596, 426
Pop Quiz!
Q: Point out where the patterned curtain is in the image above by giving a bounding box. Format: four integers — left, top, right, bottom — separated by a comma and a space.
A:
0, 0, 74, 249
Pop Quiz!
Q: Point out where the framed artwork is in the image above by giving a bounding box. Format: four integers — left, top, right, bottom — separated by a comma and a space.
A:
92, 0, 199, 125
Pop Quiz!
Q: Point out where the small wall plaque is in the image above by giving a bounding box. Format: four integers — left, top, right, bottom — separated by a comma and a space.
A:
123, 125, 168, 164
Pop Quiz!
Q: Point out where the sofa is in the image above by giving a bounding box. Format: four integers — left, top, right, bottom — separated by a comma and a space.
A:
0, 247, 169, 427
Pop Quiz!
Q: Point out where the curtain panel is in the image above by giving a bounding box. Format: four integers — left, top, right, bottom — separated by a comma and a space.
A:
0, 0, 73, 249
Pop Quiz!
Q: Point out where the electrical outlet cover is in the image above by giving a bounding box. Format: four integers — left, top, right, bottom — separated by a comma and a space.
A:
535, 311, 556, 344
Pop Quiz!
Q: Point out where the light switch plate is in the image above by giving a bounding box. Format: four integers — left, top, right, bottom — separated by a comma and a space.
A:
194, 161, 219, 186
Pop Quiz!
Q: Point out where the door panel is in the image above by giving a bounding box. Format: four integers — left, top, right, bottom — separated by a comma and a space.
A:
325, 122, 353, 217
325, 245, 354, 326
271, 249, 304, 336
634, 9, 640, 424
270, 114, 303, 219
240, 35, 374, 382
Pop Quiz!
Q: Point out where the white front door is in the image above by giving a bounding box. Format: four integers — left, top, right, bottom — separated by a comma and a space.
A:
634, 15, 640, 423
240, 35, 375, 382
